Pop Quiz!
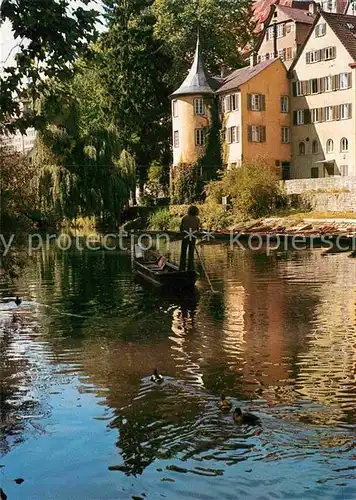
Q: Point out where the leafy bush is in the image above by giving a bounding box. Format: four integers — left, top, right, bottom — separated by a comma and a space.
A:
206, 160, 286, 219
147, 209, 180, 231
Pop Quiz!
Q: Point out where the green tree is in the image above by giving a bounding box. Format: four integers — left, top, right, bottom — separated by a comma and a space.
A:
34, 77, 129, 224
153, 0, 256, 85
205, 160, 284, 219
0, 0, 99, 132
100, 0, 172, 187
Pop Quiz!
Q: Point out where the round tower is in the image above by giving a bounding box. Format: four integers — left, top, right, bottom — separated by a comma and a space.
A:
170, 35, 216, 166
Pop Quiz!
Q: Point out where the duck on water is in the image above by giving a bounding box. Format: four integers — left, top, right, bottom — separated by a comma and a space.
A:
233, 407, 261, 426
151, 369, 163, 383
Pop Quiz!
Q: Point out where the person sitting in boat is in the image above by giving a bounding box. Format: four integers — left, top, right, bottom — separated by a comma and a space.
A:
179, 205, 200, 271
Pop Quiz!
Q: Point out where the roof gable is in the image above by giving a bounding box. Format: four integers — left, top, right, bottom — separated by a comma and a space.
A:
288, 11, 356, 74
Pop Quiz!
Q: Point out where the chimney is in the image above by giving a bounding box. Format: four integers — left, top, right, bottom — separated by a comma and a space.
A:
308, 1, 318, 15
250, 52, 257, 67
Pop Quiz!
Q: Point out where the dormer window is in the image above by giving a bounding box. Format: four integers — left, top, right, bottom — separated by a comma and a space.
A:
194, 98, 205, 115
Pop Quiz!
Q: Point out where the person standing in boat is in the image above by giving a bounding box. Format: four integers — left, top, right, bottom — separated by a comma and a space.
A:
179, 205, 200, 271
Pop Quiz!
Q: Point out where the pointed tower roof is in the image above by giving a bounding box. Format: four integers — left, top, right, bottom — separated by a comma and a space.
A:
171, 34, 216, 97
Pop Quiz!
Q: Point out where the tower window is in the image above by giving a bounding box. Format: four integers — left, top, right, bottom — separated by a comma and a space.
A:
195, 128, 205, 146
172, 100, 178, 118
194, 98, 205, 115
173, 130, 179, 148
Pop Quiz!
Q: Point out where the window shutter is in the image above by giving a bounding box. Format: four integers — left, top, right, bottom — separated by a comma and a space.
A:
335, 75, 340, 90
227, 127, 231, 143
305, 80, 310, 95
348, 73, 352, 88
304, 109, 311, 124
348, 104, 352, 118
332, 47, 336, 59
306, 52, 310, 64
261, 94, 266, 111
320, 107, 325, 122
321, 48, 325, 61
293, 111, 297, 125
319, 77, 324, 93
235, 93, 239, 110
236, 126, 240, 142
247, 125, 252, 142
332, 75, 337, 91
334, 105, 340, 120
292, 82, 297, 97
247, 94, 252, 110
260, 126, 266, 143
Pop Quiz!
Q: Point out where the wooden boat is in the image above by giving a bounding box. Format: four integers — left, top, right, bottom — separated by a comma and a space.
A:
133, 253, 197, 290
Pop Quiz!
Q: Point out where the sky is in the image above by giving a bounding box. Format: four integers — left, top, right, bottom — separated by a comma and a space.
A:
0, 0, 104, 73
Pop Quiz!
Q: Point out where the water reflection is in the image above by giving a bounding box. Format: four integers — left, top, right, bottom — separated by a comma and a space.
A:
0, 243, 355, 497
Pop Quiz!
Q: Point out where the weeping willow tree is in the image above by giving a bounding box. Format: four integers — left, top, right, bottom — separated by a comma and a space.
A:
34, 74, 131, 225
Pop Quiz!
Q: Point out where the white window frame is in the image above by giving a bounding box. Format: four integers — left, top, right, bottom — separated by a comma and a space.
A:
173, 130, 179, 148
326, 139, 334, 153
195, 128, 205, 146
340, 104, 349, 120
315, 24, 326, 37
340, 165, 348, 176
311, 108, 320, 123
296, 81, 303, 96
296, 110, 304, 125
266, 26, 274, 41
194, 98, 205, 115
251, 125, 261, 143
281, 127, 290, 144
281, 96, 289, 113
339, 73, 349, 90
325, 106, 333, 121
230, 93, 239, 112
251, 94, 261, 111
324, 46, 335, 60
277, 23, 285, 38
340, 137, 348, 152
324, 76, 332, 92
172, 100, 178, 118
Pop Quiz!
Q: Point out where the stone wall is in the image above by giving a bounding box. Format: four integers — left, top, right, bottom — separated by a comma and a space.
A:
282, 176, 356, 213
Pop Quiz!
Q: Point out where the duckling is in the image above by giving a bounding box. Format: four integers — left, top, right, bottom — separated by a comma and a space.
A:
218, 394, 232, 411
233, 407, 261, 426
14, 296, 22, 307
150, 369, 163, 383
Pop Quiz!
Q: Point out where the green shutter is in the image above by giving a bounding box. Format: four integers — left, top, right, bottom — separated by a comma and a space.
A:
247, 94, 252, 110
260, 126, 266, 143
292, 82, 297, 97
304, 109, 311, 124
293, 111, 297, 125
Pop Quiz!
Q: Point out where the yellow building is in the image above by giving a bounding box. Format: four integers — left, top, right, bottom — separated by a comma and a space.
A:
217, 58, 291, 175
171, 40, 291, 178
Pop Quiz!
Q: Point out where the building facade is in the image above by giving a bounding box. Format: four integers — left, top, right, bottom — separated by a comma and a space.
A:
216, 59, 291, 174
1, 128, 36, 154
289, 11, 356, 178
256, 3, 316, 69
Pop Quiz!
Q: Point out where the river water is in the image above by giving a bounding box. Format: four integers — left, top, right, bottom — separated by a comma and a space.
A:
0, 243, 355, 499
